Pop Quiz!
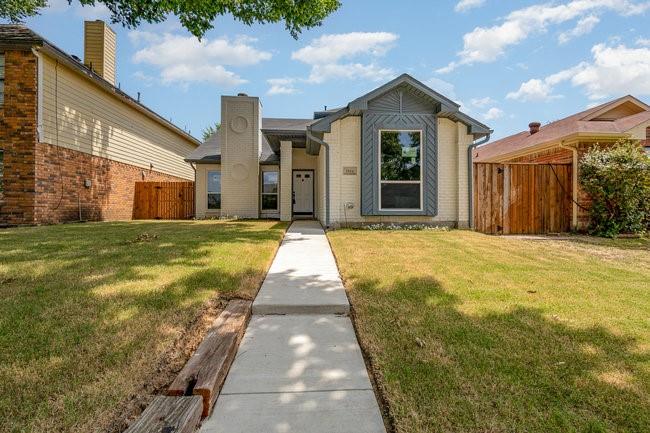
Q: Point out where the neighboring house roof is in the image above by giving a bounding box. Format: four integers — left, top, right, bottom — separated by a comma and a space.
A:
0, 24, 201, 147
474, 95, 650, 163
309, 73, 492, 138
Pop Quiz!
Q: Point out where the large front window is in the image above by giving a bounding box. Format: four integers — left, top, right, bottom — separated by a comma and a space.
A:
261, 170, 279, 211
207, 170, 221, 210
379, 130, 422, 210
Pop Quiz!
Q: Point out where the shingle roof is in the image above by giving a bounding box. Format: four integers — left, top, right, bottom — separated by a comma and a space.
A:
474, 96, 650, 162
185, 132, 221, 163
0, 25, 42, 46
186, 118, 294, 164
261, 118, 314, 132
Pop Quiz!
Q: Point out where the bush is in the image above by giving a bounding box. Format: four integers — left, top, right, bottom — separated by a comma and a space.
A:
579, 140, 650, 237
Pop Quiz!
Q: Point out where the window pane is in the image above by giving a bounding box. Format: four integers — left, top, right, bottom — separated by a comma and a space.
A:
381, 183, 420, 209
207, 171, 221, 193
262, 171, 278, 193
380, 131, 421, 181
208, 193, 221, 210
261, 194, 278, 210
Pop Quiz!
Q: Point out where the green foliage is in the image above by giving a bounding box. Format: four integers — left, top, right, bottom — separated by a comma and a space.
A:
0, 0, 47, 22
201, 122, 221, 142
579, 139, 650, 237
2, 0, 341, 39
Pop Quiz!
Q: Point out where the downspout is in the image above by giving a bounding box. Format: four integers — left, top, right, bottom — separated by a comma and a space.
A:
468, 133, 491, 229
306, 131, 331, 228
559, 142, 578, 230
190, 162, 197, 218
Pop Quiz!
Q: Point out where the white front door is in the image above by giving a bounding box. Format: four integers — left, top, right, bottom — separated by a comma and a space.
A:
293, 170, 314, 215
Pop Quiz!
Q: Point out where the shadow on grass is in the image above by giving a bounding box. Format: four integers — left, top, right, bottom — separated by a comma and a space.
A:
0, 220, 285, 432
352, 276, 650, 433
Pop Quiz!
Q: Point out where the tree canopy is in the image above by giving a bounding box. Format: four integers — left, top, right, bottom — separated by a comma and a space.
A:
1, 0, 341, 39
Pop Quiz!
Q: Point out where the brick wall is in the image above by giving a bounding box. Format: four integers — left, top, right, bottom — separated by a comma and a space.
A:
0, 50, 39, 225
0, 49, 190, 226
33, 142, 188, 224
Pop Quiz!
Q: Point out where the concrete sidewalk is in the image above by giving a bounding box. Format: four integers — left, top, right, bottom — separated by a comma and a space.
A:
200, 221, 386, 433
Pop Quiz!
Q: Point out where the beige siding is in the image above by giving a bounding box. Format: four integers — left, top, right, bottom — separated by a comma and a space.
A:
195, 164, 221, 218
83, 20, 116, 85
280, 141, 292, 221
40, 55, 196, 180
321, 116, 471, 227
220, 95, 261, 218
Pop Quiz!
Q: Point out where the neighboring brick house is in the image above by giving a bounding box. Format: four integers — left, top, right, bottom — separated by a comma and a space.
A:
474, 95, 650, 230
186, 74, 492, 228
0, 22, 200, 226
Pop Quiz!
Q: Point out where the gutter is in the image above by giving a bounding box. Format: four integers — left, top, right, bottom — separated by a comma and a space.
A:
31, 48, 44, 141
306, 130, 331, 228
468, 134, 491, 229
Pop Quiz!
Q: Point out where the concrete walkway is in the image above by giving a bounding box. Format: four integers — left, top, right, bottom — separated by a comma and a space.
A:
200, 221, 386, 433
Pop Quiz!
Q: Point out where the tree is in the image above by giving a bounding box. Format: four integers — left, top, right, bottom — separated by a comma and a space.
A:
579, 139, 650, 237
202, 122, 220, 142
1, 0, 341, 39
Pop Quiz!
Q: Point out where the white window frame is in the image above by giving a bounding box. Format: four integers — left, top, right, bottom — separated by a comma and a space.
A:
207, 170, 221, 210
378, 129, 424, 211
260, 169, 279, 212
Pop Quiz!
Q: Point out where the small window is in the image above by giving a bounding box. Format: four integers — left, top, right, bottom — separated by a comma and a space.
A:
261, 171, 279, 211
0, 54, 5, 106
207, 171, 221, 210
379, 130, 422, 210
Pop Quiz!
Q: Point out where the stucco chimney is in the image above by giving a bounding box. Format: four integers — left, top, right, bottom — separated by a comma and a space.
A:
83, 20, 116, 85
529, 122, 541, 135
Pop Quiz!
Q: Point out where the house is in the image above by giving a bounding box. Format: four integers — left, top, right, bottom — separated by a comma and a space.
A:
185, 74, 492, 228
474, 96, 650, 231
0, 21, 200, 226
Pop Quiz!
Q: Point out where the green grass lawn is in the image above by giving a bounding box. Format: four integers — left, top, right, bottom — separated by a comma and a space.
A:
328, 230, 650, 433
0, 220, 286, 433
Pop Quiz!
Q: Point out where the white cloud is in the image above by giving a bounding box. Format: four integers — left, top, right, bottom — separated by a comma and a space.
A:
507, 64, 585, 101
131, 32, 271, 87
455, 0, 486, 12
482, 107, 504, 120
572, 43, 650, 99
425, 77, 459, 101
470, 96, 496, 108
438, 0, 650, 72
508, 42, 650, 101
292, 32, 398, 64
558, 14, 600, 44
45, 0, 111, 20
291, 32, 398, 84
267, 78, 298, 95
637, 37, 650, 46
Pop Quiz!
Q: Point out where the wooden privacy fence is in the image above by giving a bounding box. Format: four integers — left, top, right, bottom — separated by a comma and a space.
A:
133, 181, 194, 220
473, 163, 572, 234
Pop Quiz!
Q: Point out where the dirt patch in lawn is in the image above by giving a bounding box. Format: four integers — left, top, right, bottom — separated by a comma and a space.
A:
104, 296, 226, 433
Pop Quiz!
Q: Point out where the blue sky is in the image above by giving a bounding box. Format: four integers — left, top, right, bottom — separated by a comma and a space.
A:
12, 0, 650, 140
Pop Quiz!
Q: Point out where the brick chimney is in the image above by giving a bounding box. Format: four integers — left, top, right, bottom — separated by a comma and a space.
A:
529, 122, 541, 135
83, 20, 116, 85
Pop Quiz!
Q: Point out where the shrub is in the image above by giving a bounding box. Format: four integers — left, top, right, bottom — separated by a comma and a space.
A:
579, 139, 650, 237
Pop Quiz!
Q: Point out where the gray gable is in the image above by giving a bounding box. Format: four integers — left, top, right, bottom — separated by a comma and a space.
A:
367, 84, 437, 114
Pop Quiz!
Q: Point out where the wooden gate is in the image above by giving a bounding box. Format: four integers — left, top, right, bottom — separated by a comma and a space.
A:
133, 181, 195, 220
473, 163, 572, 234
